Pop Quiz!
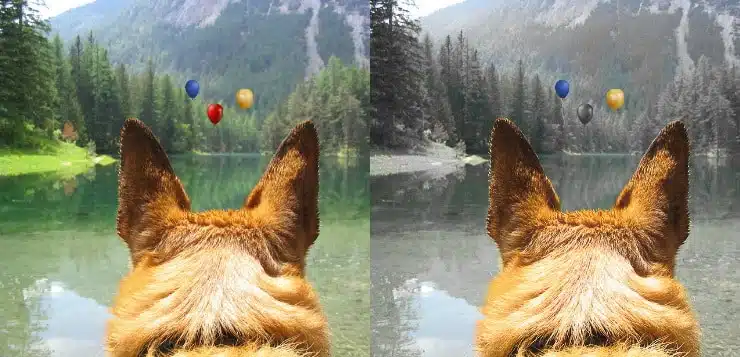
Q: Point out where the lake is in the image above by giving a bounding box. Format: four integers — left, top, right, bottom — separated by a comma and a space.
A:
0, 154, 369, 357
371, 155, 739, 357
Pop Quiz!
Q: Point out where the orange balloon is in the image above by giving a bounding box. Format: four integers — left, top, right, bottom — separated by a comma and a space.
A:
606, 89, 624, 110
236, 88, 254, 109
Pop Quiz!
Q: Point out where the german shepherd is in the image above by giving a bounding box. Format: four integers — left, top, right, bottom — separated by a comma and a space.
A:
106, 118, 329, 357
475, 119, 700, 357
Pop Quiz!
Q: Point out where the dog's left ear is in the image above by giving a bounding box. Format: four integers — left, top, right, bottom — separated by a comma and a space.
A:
614, 120, 690, 247
117, 118, 190, 260
487, 118, 560, 258
244, 121, 320, 251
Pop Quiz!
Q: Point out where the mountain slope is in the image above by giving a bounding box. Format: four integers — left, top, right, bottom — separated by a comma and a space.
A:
50, 0, 369, 111
48, 0, 135, 40
421, 0, 739, 112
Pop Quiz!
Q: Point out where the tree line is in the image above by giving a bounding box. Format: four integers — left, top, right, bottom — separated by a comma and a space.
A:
370, 0, 739, 156
0, 0, 369, 155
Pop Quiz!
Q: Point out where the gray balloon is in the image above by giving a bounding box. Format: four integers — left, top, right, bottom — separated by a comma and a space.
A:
577, 103, 593, 124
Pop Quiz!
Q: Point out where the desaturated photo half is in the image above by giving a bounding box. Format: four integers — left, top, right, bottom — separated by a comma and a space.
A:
0, 0, 369, 356
370, 0, 739, 356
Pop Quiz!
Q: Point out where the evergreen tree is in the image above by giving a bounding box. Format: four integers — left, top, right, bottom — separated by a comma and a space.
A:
183, 94, 196, 152
485, 63, 502, 119
370, 0, 425, 147
0, 0, 57, 145
450, 31, 466, 146
529, 75, 546, 152
158, 74, 177, 150
139, 58, 157, 130
437, 35, 457, 143
510, 59, 527, 131
420, 33, 453, 143
94, 48, 122, 152
51, 34, 85, 142
551, 89, 565, 152
116, 63, 132, 118
463, 49, 489, 153
721, 66, 740, 155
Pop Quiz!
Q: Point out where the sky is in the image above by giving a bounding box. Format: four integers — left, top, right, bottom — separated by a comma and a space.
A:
410, 0, 465, 18
36, 0, 96, 19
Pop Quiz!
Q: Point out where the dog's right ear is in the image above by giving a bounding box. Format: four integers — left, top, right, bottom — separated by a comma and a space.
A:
487, 118, 560, 257
614, 120, 690, 249
117, 118, 190, 260
243, 121, 320, 255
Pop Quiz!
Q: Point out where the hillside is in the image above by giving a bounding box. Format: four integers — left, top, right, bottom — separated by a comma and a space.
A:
421, 0, 739, 112
50, 0, 369, 111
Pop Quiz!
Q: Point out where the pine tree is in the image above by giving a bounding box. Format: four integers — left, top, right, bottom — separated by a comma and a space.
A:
551, 89, 565, 152
450, 31, 467, 146
437, 35, 457, 143
76, 32, 98, 147
0, 0, 57, 145
485, 63, 502, 119
510, 59, 527, 132
529, 75, 547, 152
159, 74, 177, 151
420, 33, 453, 143
94, 48, 122, 152
139, 58, 157, 131
51, 34, 85, 143
116, 63, 132, 118
464, 49, 489, 153
183, 94, 196, 151
370, 0, 426, 147
720, 66, 740, 155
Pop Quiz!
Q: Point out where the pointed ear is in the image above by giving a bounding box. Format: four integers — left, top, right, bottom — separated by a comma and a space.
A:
117, 118, 190, 255
487, 118, 560, 255
614, 120, 690, 246
244, 120, 320, 250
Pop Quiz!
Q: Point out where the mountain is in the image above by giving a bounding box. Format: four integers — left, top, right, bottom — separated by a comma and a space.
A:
50, 0, 369, 111
47, 0, 135, 40
420, 0, 740, 112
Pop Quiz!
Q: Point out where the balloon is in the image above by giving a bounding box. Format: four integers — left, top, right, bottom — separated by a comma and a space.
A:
577, 103, 593, 124
185, 80, 200, 99
235, 88, 254, 109
554, 80, 569, 99
606, 88, 624, 110
207, 103, 223, 124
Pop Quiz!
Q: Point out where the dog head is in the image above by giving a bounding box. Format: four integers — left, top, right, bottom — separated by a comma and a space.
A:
108, 118, 327, 357
116, 118, 320, 274
477, 118, 698, 357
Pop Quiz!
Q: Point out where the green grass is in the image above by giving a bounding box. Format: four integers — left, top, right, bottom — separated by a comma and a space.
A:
0, 139, 116, 177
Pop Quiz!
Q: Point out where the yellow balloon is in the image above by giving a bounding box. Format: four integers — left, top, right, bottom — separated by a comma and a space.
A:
236, 88, 254, 109
606, 88, 624, 110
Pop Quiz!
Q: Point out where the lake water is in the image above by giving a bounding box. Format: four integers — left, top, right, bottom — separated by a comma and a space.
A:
371, 155, 740, 357
0, 154, 369, 357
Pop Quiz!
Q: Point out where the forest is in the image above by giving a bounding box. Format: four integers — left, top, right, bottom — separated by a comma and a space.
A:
370, 0, 740, 156
0, 0, 369, 156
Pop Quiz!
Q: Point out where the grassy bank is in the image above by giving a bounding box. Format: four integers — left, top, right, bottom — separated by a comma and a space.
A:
0, 140, 116, 178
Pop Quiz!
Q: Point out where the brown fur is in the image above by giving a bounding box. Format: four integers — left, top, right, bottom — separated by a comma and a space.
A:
475, 119, 700, 357
106, 118, 329, 357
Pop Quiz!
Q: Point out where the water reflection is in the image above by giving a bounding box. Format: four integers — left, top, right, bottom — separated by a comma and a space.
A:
24, 279, 108, 356
371, 155, 740, 356
0, 154, 369, 357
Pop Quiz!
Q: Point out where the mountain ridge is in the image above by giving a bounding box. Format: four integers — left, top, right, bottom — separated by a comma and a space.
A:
420, 0, 739, 112
50, 0, 369, 110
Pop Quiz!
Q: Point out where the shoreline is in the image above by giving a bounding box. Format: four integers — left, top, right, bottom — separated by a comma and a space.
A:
0, 143, 116, 178
370, 141, 485, 177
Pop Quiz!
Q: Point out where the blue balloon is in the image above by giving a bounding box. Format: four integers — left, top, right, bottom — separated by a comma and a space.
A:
185, 79, 199, 99
554, 79, 569, 99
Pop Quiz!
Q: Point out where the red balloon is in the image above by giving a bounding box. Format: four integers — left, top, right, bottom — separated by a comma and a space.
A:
207, 103, 223, 124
